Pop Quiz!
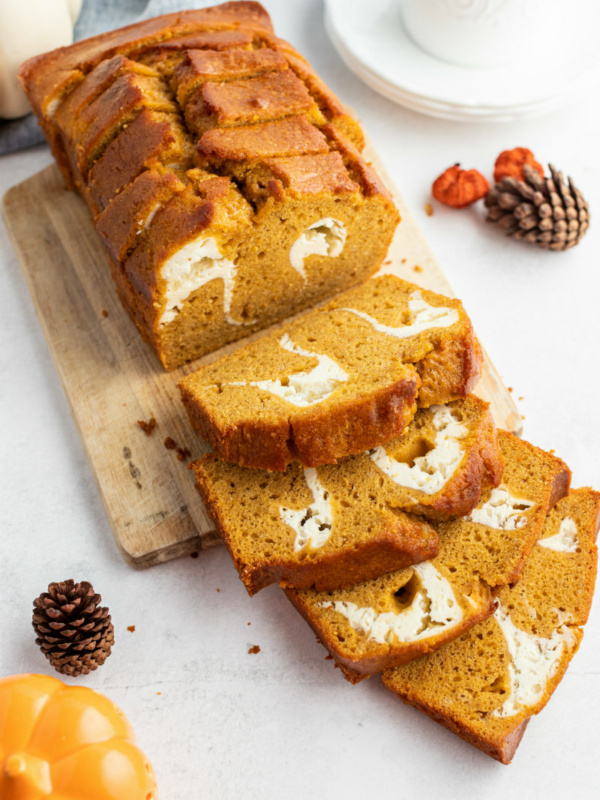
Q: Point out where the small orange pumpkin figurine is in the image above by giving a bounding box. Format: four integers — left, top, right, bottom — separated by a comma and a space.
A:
432, 164, 490, 209
493, 147, 544, 183
0, 674, 157, 799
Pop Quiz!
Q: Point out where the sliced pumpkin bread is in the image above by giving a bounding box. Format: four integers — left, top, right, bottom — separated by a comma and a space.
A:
382, 488, 600, 763
180, 276, 482, 471
285, 432, 570, 682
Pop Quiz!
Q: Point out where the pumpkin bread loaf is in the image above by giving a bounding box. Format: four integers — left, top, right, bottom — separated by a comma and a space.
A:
179, 276, 482, 471
285, 432, 570, 682
19, 2, 399, 369
383, 488, 600, 764
192, 396, 499, 595
194, 456, 440, 596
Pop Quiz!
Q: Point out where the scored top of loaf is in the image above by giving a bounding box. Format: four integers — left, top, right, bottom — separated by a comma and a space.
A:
18, 2, 396, 370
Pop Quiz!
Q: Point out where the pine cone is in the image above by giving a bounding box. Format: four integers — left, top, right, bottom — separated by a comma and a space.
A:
484, 163, 590, 250
32, 580, 114, 677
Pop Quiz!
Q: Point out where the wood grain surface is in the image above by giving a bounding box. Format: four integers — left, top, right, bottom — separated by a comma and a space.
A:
2, 146, 521, 568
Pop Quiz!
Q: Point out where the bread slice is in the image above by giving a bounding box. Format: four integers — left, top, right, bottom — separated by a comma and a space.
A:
179, 276, 482, 471
192, 396, 499, 595
285, 432, 570, 682
18, 4, 400, 370
383, 488, 600, 763
193, 456, 439, 597
356, 395, 503, 522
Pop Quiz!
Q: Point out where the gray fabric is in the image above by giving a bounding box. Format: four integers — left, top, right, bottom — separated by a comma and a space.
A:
0, 0, 211, 155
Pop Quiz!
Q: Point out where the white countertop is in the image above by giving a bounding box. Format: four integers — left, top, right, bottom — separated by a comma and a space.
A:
1, 1, 599, 797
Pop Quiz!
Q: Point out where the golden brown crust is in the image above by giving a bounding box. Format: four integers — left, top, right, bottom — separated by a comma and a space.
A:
185, 70, 324, 135
173, 47, 288, 106
388, 690, 530, 764
197, 114, 330, 162
88, 109, 192, 209
194, 454, 440, 596
181, 373, 419, 472
95, 167, 187, 264
19, 3, 273, 111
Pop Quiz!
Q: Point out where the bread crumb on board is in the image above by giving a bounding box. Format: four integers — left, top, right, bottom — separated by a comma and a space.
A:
424, 203, 434, 216
137, 418, 157, 436
127, 625, 136, 633
248, 645, 261, 654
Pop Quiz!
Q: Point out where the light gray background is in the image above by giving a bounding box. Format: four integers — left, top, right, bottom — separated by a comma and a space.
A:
1, 1, 599, 797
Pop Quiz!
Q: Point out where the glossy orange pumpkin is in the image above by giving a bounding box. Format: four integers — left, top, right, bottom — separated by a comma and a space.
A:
0, 674, 157, 800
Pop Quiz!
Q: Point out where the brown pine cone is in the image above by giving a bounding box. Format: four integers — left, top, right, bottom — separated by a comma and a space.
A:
484, 163, 590, 250
32, 580, 114, 677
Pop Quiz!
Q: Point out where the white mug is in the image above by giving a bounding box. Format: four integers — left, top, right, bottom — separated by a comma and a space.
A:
401, 0, 565, 69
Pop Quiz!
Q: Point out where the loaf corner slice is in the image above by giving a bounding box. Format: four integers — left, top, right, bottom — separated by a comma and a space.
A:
284, 433, 571, 682
178, 275, 482, 471
382, 487, 600, 764
193, 454, 439, 596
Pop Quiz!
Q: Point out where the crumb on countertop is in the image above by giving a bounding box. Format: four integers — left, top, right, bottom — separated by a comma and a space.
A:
127, 625, 136, 633
164, 437, 177, 450
190, 551, 199, 559
248, 645, 260, 654
424, 203, 433, 216
508, 387, 513, 392
519, 396, 524, 401
177, 447, 192, 462
101, 309, 109, 317
137, 418, 157, 436
413, 265, 423, 273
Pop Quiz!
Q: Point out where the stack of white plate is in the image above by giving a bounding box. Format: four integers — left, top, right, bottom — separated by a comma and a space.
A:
325, 0, 600, 122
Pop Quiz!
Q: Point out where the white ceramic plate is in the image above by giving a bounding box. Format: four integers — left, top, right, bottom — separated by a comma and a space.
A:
325, 0, 600, 121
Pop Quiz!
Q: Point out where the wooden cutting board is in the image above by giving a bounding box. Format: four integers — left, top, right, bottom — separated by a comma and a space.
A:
2, 146, 521, 568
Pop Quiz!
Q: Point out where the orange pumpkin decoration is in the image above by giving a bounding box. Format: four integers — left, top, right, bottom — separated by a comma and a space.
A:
493, 147, 544, 183
432, 164, 490, 209
0, 674, 157, 800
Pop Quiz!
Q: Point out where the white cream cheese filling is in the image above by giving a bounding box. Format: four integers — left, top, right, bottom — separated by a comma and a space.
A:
370, 405, 468, 495
493, 603, 575, 718
319, 562, 463, 645
280, 468, 333, 551
229, 334, 348, 407
341, 290, 459, 338
137, 202, 162, 237
289, 218, 347, 280
466, 487, 535, 530
538, 517, 579, 552
159, 236, 242, 327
